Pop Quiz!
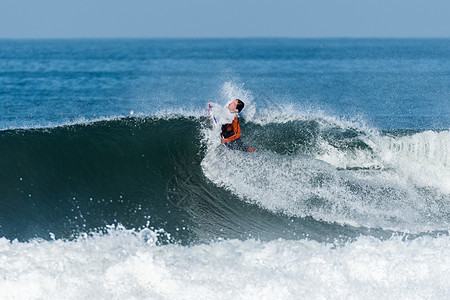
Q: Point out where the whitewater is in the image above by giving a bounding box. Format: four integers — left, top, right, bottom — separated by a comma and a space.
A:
0, 38, 449, 299
1, 228, 449, 299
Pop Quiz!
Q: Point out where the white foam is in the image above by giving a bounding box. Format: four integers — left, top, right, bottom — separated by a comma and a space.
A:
203, 148, 446, 232
313, 130, 450, 193
376, 130, 450, 193
0, 228, 448, 299
201, 113, 450, 232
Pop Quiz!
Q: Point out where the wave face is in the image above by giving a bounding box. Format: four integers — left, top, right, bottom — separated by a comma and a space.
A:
0, 117, 204, 241
1, 115, 448, 243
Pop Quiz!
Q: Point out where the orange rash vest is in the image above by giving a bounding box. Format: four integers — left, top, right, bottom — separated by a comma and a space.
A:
221, 116, 241, 143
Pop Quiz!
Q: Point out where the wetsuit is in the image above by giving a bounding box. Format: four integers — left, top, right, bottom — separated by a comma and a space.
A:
221, 116, 255, 152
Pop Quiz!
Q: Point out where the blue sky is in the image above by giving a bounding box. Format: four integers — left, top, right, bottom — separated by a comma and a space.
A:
1, 0, 449, 38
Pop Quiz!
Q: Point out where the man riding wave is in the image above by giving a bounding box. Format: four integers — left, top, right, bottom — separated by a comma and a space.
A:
208, 99, 255, 152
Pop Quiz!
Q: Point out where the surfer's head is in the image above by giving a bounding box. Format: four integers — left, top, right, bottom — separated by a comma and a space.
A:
228, 99, 244, 113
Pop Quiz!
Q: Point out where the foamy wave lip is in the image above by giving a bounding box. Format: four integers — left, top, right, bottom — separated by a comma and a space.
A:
151, 107, 206, 119
0, 227, 448, 299
251, 103, 374, 132
0, 108, 207, 131
0, 115, 129, 131
315, 129, 450, 193
375, 130, 450, 193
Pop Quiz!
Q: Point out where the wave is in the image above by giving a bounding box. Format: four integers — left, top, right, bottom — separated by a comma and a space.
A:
203, 117, 450, 233
0, 114, 448, 242
0, 117, 204, 241
0, 227, 448, 299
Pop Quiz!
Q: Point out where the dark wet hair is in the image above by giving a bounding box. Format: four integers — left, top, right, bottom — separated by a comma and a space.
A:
236, 99, 244, 113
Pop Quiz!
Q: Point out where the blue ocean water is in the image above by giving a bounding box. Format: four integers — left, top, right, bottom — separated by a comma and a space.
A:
0, 39, 449, 298
1, 39, 449, 130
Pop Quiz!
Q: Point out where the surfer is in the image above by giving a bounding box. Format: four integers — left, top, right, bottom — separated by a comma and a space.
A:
208, 99, 255, 152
